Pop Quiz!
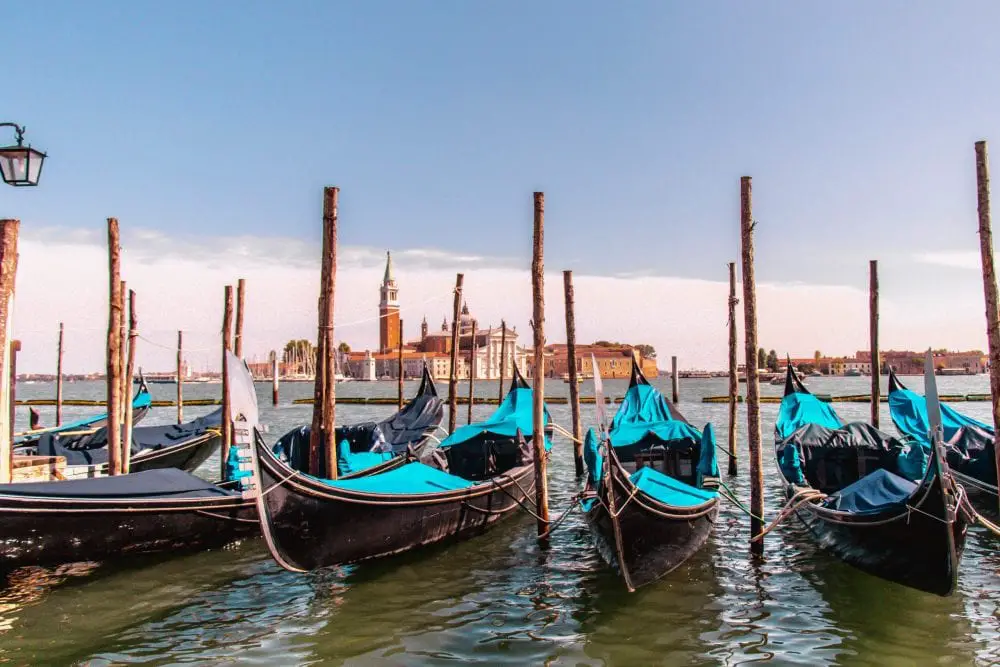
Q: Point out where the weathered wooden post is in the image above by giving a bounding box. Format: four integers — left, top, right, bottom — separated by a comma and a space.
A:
272, 350, 280, 406
9, 340, 19, 444
310, 186, 338, 479
498, 319, 507, 402
119, 279, 127, 417
563, 270, 583, 476
740, 177, 764, 556
398, 319, 404, 409
106, 218, 123, 476
727, 261, 739, 476
975, 140, 1000, 515
531, 192, 550, 538
56, 322, 64, 426
176, 330, 184, 423
0, 220, 16, 484
671, 355, 679, 403
448, 274, 464, 433
220, 285, 234, 479
869, 260, 880, 427
467, 320, 477, 423
234, 278, 246, 358
123, 289, 137, 474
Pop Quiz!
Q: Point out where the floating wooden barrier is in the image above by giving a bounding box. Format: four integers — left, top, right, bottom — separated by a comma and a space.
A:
15, 398, 222, 407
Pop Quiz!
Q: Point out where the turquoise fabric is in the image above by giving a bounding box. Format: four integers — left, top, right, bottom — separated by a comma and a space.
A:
608, 384, 704, 448
583, 428, 603, 486
896, 442, 928, 482
321, 461, 473, 495
441, 387, 551, 448
890, 387, 993, 445
225, 441, 252, 484
776, 392, 843, 439
629, 466, 717, 507
337, 438, 393, 475
14, 388, 153, 445
779, 443, 806, 484
696, 423, 719, 486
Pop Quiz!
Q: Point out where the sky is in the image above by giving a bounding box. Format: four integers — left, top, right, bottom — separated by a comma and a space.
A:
3, 1, 1000, 373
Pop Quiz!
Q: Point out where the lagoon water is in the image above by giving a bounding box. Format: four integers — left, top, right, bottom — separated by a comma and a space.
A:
0, 375, 997, 666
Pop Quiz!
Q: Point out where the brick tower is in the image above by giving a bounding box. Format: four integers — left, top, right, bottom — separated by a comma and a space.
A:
379, 251, 400, 353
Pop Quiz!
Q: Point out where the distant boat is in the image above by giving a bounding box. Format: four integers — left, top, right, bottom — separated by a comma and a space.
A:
845, 369, 862, 377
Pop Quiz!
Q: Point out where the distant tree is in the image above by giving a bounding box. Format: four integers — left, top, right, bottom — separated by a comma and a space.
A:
594, 340, 615, 347
797, 363, 816, 374
338, 341, 351, 354
634, 344, 656, 359
283, 339, 314, 363
814, 350, 822, 364
766, 349, 779, 372
757, 347, 766, 368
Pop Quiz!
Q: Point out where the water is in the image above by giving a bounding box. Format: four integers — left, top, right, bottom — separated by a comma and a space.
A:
1, 375, 997, 665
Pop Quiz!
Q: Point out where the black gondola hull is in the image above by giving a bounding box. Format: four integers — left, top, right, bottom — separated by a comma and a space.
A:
254, 441, 534, 571
0, 493, 256, 572
784, 472, 967, 597
584, 460, 717, 591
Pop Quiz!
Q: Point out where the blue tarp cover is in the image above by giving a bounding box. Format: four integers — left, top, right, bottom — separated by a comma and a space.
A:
0, 468, 233, 499
890, 387, 993, 445
776, 392, 843, 439
441, 387, 551, 449
583, 427, 603, 486
608, 384, 703, 447
321, 461, 473, 495
630, 466, 717, 507
338, 439, 393, 475
825, 468, 917, 514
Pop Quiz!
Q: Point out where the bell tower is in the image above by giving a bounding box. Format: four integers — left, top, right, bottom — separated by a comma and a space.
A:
379, 251, 400, 353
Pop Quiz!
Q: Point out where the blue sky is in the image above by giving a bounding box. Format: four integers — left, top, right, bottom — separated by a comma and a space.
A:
3, 2, 1000, 370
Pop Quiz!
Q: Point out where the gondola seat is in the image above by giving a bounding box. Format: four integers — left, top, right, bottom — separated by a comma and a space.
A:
824, 468, 918, 514
320, 462, 473, 495
629, 466, 716, 507
0, 468, 235, 500
337, 440, 393, 475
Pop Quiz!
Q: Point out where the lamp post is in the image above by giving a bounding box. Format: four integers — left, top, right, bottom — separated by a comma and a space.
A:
0, 123, 46, 187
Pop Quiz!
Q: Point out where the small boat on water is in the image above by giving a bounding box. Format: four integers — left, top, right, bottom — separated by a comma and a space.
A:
247, 367, 550, 572
774, 361, 967, 596
845, 369, 862, 377
887, 368, 997, 510
13, 379, 153, 445
581, 357, 719, 591
17, 410, 223, 478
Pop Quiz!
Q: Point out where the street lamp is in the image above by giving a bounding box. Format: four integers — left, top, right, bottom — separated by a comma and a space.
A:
0, 123, 46, 187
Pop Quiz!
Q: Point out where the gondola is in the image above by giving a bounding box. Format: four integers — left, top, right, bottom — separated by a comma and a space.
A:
246, 366, 549, 572
18, 409, 223, 478
774, 363, 967, 596
887, 368, 998, 509
269, 365, 445, 479
0, 468, 258, 572
13, 378, 153, 445
581, 357, 719, 591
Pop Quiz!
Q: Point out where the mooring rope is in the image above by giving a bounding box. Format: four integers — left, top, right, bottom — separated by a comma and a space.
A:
537, 491, 585, 539
751, 488, 828, 542
549, 423, 583, 445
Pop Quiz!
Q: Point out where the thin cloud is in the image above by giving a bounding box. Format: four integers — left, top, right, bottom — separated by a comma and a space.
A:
913, 251, 980, 270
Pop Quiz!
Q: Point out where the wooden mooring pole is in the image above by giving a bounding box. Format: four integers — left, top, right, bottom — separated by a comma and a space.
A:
119, 279, 127, 417
310, 186, 338, 479
106, 218, 122, 476
448, 274, 464, 433
498, 319, 507, 402
467, 320, 477, 424
740, 176, 764, 557
56, 322, 64, 426
272, 350, 280, 406
563, 270, 583, 476
220, 285, 234, 479
123, 289, 137, 474
0, 220, 16, 484
176, 330, 184, 424
234, 278, 246, 358
9, 340, 19, 445
974, 140, 1000, 515
671, 355, 679, 403
869, 260, 880, 427
398, 319, 404, 410
727, 261, 739, 476
531, 192, 550, 539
